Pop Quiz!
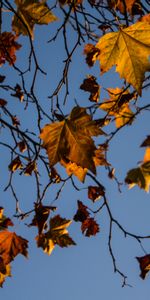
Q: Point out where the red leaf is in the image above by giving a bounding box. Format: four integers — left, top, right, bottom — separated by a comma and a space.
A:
81, 218, 99, 237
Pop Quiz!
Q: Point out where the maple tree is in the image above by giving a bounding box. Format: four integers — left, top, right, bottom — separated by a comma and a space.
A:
0, 0, 150, 288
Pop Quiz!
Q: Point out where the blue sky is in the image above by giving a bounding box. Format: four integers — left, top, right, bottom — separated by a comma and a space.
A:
1, 1, 150, 299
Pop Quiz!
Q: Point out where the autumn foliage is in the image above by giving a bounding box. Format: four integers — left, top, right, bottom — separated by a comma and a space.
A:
1, 0, 150, 287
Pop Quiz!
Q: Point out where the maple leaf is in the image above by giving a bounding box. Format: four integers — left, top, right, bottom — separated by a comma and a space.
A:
73, 200, 90, 222
0, 32, 21, 66
92, 22, 150, 95
29, 203, 56, 234
0, 261, 11, 288
40, 106, 105, 174
0, 230, 28, 265
60, 159, 87, 183
100, 88, 134, 128
88, 185, 105, 202
84, 44, 100, 67
36, 215, 76, 255
136, 255, 150, 279
125, 149, 150, 192
81, 218, 99, 237
80, 75, 100, 102
12, 0, 57, 39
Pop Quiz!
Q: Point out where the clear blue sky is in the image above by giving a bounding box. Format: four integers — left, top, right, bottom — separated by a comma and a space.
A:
1, 1, 150, 299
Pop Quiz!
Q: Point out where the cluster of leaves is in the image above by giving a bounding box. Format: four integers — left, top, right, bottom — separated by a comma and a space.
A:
0, 0, 150, 288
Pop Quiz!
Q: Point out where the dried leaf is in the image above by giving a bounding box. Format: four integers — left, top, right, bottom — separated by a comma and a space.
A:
12, 116, 20, 126
125, 151, 150, 192
60, 159, 87, 183
29, 203, 56, 234
93, 22, 150, 95
8, 156, 23, 172
0, 230, 28, 265
40, 106, 105, 174
0, 32, 21, 66
141, 136, 150, 147
0, 262, 11, 288
136, 254, 150, 279
49, 167, 61, 183
81, 218, 99, 237
73, 200, 89, 222
80, 75, 100, 102
84, 44, 100, 67
24, 161, 37, 175
11, 84, 24, 102
0, 99, 7, 107
12, 1, 57, 39
88, 185, 105, 202
17, 141, 27, 153
100, 88, 134, 128
36, 215, 75, 255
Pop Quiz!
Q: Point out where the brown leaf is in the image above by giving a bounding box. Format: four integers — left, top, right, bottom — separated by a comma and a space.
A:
80, 75, 100, 102
60, 159, 87, 183
0, 32, 21, 66
49, 167, 61, 183
36, 215, 75, 255
140, 136, 150, 147
0, 99, 7, 107
88, 185, 105, 202
29, 203, 56, 234
17, 141, 27, 153
93, 146, 110, 167
12, 116, 20, 126
0, 262, 11, 288
40, 106, 105, 174
136, 254, 150, 279
84, 44, 100, 67
8, 156, 23, 172
24, 161, 37, 175
73, 200, 89, 222
11, 84, 24, 102
0, 230, 28, 265
81, 218, 99, 237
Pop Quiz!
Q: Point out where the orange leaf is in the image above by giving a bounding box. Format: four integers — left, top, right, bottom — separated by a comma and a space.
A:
0, 230, 28, 265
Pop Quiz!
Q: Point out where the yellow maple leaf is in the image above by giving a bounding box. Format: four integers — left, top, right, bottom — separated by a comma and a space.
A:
40, 106, 105, 174
100, 87, 134, 128
94, 22, 150, 95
